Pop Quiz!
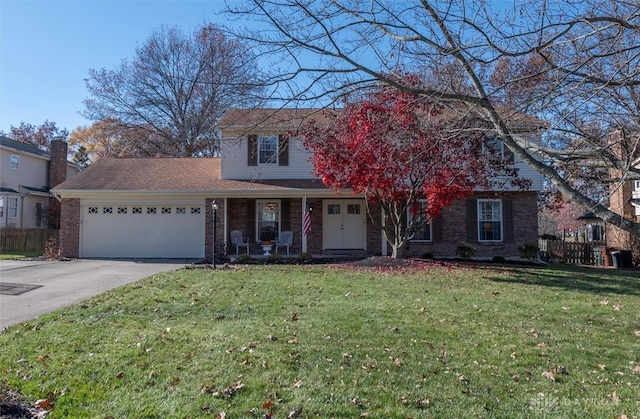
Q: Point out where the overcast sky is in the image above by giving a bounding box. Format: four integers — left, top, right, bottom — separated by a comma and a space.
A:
0, 0, 232, 134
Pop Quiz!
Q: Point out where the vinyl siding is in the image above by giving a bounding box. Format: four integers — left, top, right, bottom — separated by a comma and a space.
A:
220, 134, 316, 180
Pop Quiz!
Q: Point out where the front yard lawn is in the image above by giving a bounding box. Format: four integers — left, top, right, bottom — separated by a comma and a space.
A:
1, 261, 639, 418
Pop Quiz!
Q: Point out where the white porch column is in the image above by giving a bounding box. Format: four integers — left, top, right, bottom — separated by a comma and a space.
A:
302, 196, 308, 253
223, 197, 228, 256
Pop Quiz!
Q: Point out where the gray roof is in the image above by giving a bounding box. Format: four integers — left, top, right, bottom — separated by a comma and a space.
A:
0, 136, 49, 157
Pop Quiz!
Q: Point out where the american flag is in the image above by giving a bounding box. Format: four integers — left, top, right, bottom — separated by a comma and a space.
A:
303, 206, 312, 236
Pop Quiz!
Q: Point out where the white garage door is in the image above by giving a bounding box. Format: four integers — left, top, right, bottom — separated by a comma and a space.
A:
81, 203, 205, 258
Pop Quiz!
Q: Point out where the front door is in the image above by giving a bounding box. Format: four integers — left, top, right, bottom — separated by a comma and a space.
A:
323, 199, 366, 250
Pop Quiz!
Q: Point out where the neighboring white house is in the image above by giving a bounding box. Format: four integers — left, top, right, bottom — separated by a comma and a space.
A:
0, 136, 78, 229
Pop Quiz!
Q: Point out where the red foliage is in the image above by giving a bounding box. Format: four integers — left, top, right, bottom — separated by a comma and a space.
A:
299, 75, 524, 257
300, 79, 496, 220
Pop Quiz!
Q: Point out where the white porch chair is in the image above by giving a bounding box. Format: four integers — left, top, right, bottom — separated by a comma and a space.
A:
230, 230, 250, 254
275, 231, 293, 254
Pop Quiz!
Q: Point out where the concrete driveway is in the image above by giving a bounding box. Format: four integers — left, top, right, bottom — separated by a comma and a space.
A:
0, 259, 192, 330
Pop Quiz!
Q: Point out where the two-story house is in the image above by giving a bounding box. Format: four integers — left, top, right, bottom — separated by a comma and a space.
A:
607, 152, 640, 263
1, 136, 78, 229
53, 108, 543, 260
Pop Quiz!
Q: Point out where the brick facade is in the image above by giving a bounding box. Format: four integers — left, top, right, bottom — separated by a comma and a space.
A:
59, 198, 80, 258
397, 192, 539, 259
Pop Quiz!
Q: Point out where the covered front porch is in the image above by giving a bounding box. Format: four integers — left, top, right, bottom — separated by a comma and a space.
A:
205, 194, 381, 263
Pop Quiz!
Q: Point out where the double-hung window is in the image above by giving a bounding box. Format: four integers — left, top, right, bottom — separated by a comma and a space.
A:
478, 199, 502, 241
8, 197, 18, 218
634, 180, 640, 191
482, 136, 504, 159
258, 136, 278, 164
10, 155, 20, 170
408, 200, 431, 241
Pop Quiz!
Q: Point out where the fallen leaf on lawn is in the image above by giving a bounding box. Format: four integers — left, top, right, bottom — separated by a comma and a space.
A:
633, 365, 640, 373
600, 299, 609, 305
635, 330, 640, 337
394, 358, 404, 367
599, 364, 607, 370
292, 379, 303, 388
542, 370, 556, 381
263, 400, 274, 409
613, 305, 622, 311
216, 412, 226, 419
34, 398, 53, 410
287, 406, 303, 418
212, 381, 244, 398
607, 391, 620, 402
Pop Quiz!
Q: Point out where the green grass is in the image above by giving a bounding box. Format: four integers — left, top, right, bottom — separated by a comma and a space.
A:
0, 249, 43, 260
1, 262, 639, 418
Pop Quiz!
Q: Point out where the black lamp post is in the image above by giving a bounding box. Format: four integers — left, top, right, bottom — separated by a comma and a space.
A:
212, 200, 218, 268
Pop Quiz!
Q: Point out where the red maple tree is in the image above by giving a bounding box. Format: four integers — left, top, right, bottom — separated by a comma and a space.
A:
300, 77, 523, 257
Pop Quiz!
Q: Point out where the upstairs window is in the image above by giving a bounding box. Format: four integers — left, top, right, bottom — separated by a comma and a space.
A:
482, 135, 514, 164
635, 180, 640, 191
258, 136, 278, 164
248, 134, 289, 166
482, 136, 504, 159
10, 155, 19, 170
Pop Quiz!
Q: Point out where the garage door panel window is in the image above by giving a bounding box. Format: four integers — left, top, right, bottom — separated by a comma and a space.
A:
147, 208, 157, 214
103, 207, 113, 214
133, 207, 142, 214
88, 207, 98, 214
191, 208, 201, 214
177, 207, 186, 214
162, 207, 171, 214
118, 207, 127, 214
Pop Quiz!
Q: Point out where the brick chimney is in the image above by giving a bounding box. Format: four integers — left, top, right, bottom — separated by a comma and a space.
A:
49, 138, 68, 188
49, 138, 68, 229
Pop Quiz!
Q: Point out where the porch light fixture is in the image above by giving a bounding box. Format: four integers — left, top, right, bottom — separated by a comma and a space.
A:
212, 200, 218, 268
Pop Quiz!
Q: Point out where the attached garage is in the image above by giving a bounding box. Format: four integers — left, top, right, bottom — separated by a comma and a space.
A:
53, 158, 221, 260
80, 202, 205, 258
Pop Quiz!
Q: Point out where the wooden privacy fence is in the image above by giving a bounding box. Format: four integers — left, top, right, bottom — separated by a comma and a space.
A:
538, 239, 607, 265
0, 228, 59, 253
